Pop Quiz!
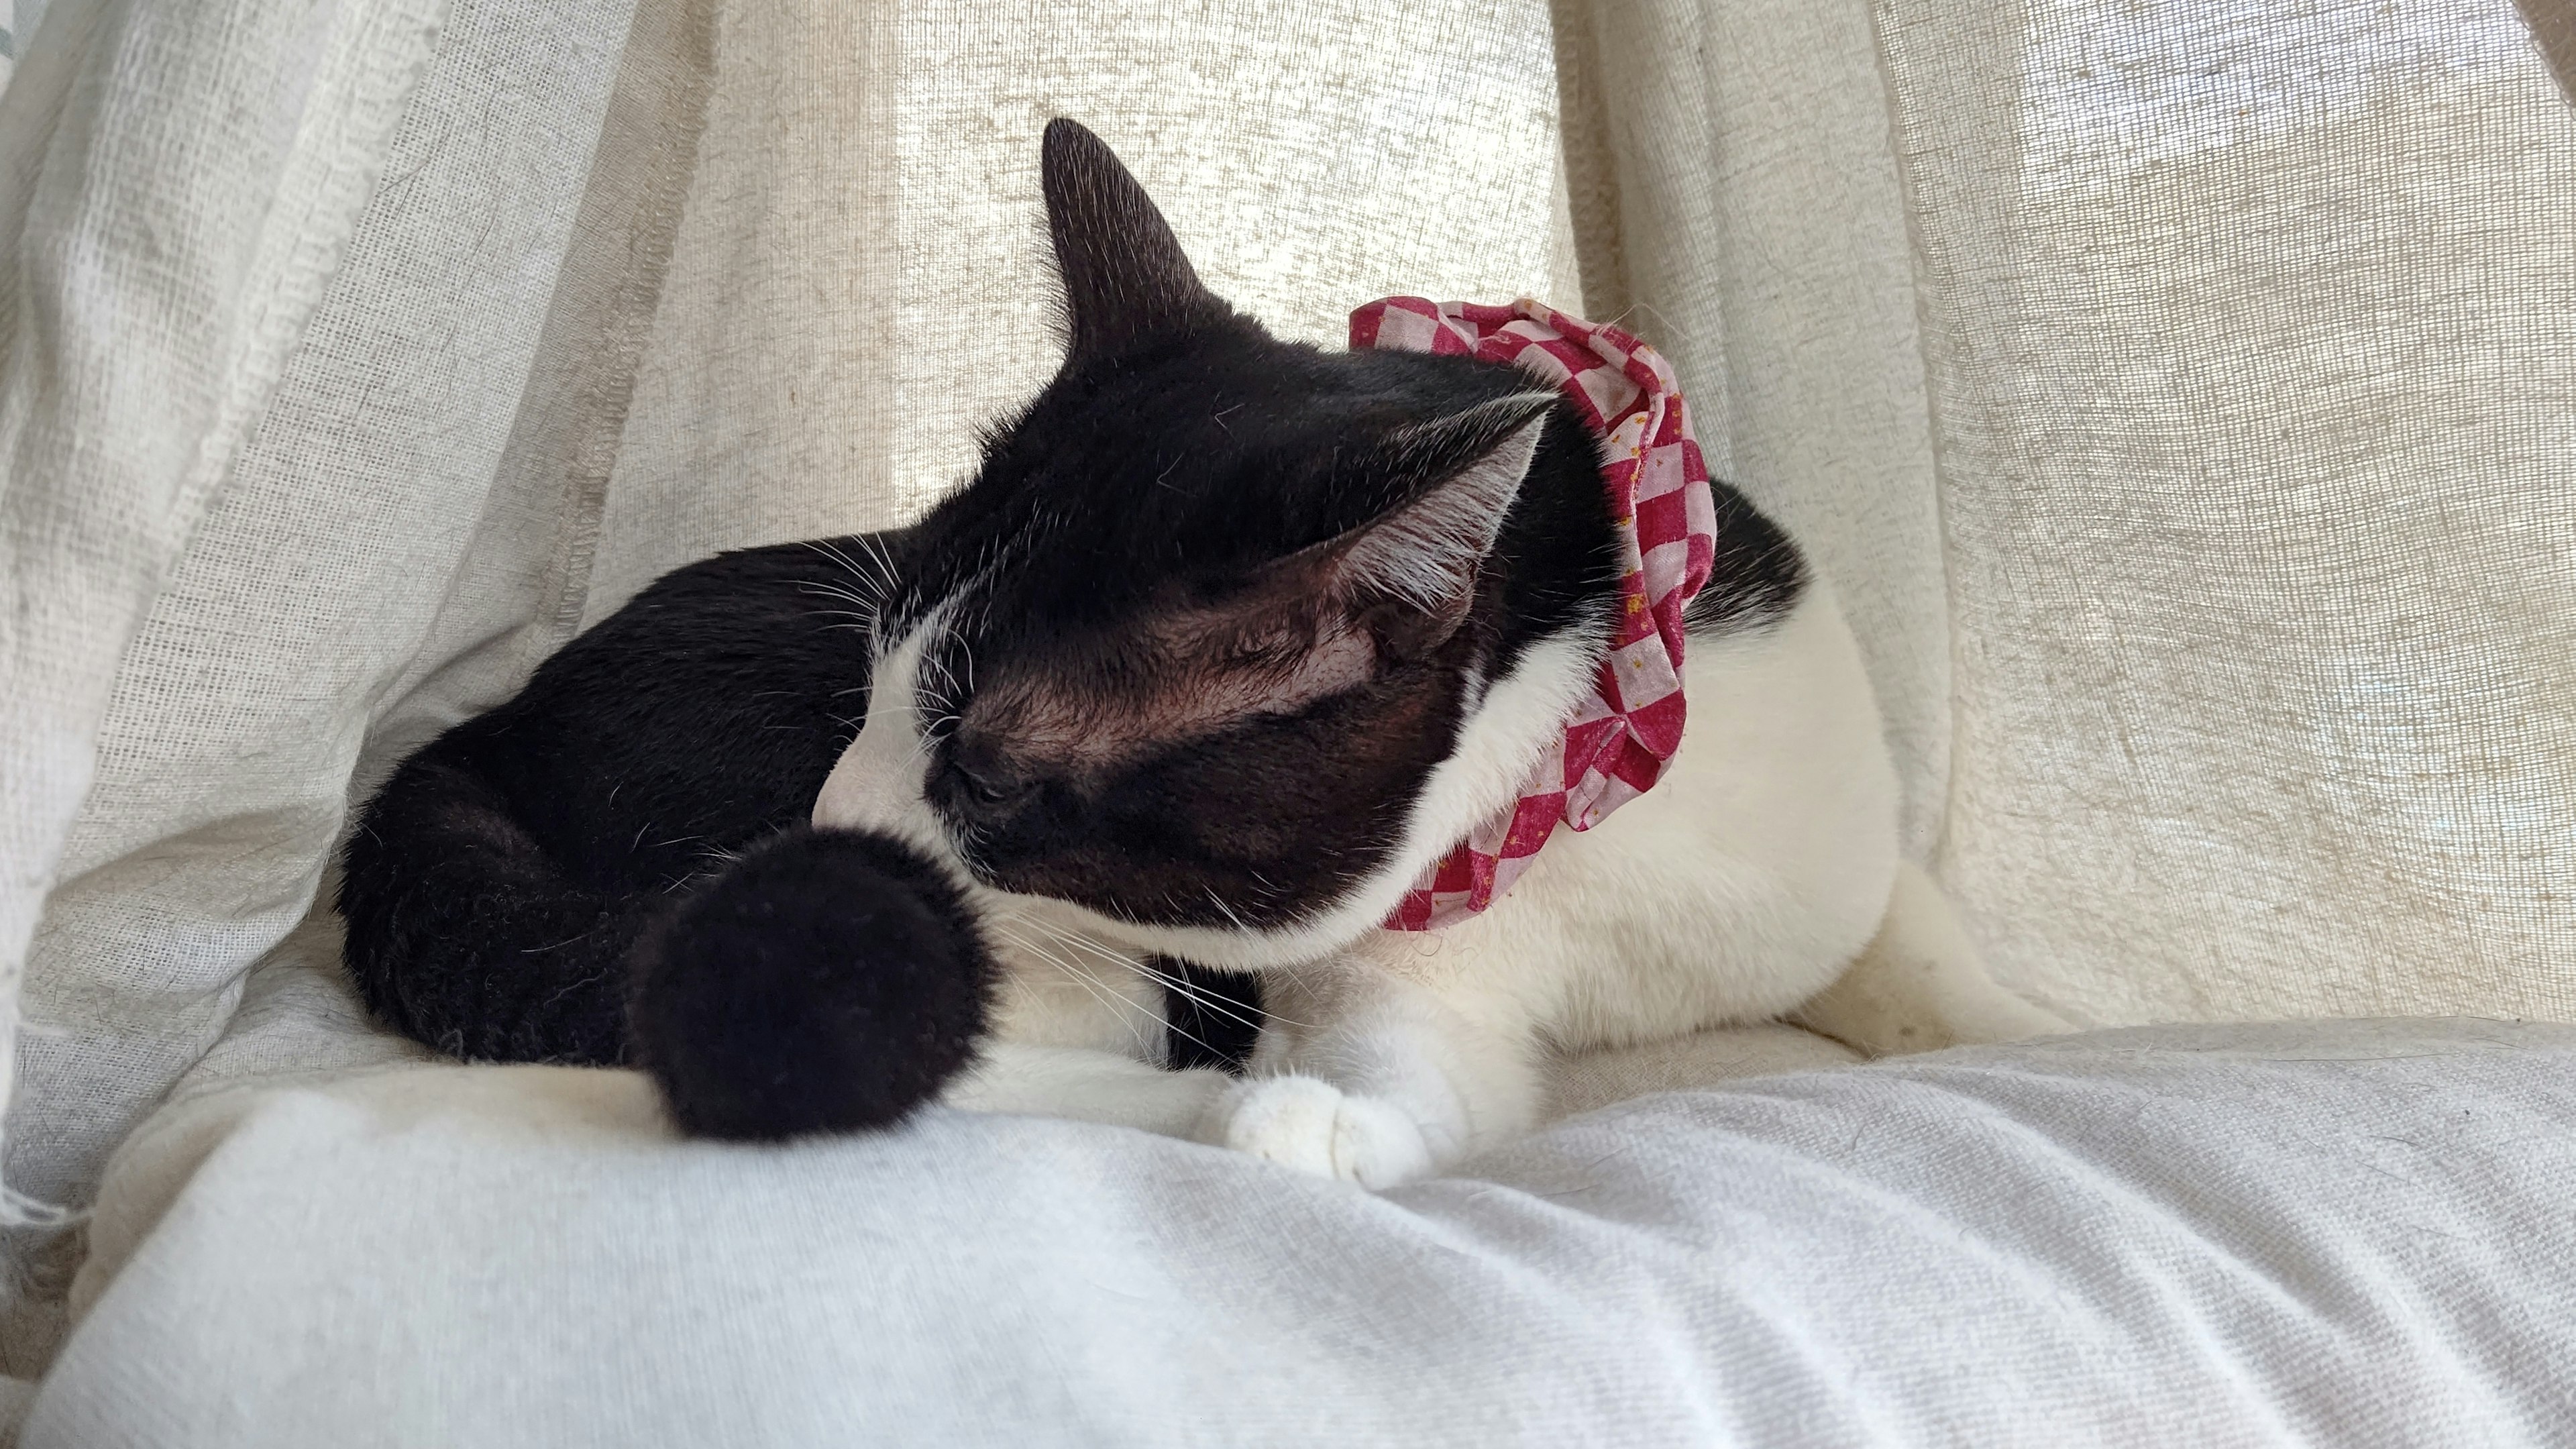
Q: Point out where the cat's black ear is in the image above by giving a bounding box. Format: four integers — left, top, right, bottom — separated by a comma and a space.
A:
1314, 392, 1560, 660
1042, 118, 1230, 362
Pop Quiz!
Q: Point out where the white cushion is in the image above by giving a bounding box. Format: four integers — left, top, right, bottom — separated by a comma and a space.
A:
32, 1019, 2576, 1446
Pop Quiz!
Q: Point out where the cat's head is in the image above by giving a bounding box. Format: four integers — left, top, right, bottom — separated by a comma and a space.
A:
814, 119, 1620, 968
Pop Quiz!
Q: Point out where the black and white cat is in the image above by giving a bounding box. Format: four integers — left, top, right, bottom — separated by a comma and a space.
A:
340, 119, 2062, 1185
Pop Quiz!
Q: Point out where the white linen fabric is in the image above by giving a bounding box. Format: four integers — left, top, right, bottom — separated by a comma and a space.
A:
0, 0, 447, 1362
1, 0, 2571, 1429
0, 0, 444, 1230
0, 0, 677, 1376
30, 1020, 2576, 1447
1884, 1, 2576, 1026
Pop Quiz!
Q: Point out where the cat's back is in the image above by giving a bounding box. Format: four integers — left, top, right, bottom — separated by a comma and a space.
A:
413, 533, 899, 886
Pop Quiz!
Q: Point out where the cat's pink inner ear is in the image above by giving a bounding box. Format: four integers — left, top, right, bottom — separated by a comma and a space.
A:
1327, 396, 1554, 659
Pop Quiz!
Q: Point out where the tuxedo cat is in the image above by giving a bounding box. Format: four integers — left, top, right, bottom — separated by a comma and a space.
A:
339, 119, 2062, 1183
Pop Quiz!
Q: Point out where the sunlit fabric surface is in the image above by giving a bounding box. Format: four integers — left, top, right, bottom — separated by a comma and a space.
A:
1889, 2, 2576, 1024
0, 0, 2568, 1429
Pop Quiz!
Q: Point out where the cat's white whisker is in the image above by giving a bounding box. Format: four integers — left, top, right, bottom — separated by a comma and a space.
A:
803, 538, 896, 603
994, 916, 1157, 1028
796, 578, 883, 614
990, 924, 1167, 1061
853, 531, 898, 584
1200, 886, 1252, 934
1125, 956, 1279, 1036
1013, 912, 1296, 1033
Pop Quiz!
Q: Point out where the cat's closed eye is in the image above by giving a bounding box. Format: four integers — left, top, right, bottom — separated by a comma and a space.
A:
942, 743, 1040, 812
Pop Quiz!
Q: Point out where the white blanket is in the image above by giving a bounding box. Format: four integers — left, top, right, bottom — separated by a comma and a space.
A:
30, 1017, 2575, 1446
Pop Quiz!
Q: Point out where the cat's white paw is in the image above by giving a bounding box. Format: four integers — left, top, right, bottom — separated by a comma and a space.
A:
1212, 1075, 1434, 1189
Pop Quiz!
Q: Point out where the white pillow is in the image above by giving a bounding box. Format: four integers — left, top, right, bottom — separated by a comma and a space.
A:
35, 1019, 2576, 1446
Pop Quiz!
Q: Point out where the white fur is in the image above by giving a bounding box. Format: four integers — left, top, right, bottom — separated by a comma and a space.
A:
812, 620, 951, 856
816, 585, 2066, 1187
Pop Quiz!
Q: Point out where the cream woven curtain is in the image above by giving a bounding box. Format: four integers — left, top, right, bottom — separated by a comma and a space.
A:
0, 0, 2569, 1378
1886, 1, 2576, 1023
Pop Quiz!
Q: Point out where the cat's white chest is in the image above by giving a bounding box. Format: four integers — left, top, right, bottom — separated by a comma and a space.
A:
1348, 588, 1902, 1051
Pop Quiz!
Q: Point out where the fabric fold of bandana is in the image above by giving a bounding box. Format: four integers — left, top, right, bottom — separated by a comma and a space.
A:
1352, 298, 1718, 932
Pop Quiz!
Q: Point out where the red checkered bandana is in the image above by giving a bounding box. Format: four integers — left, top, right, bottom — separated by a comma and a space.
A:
1352, 298, 1718, 932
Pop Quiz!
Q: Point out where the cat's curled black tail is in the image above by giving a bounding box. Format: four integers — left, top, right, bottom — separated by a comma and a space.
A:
339, 750, 993, 1139
627, 826, 992, 1139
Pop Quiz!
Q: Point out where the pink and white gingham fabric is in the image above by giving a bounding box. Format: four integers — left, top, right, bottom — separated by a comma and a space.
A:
1352, 298, 1719, 932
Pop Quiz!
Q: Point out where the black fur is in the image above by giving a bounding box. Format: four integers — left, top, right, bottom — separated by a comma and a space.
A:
1684, 488, 1807, 633
629, 826, 992, 1138
906, 347, 1627, 930
874, 123, 1807, 938
334, 523, 1238, 1128
338, 538, 887, 1066
1159, 960, 1265, 1074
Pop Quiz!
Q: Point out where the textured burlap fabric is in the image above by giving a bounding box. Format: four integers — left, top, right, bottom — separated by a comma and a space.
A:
1, 0, 2570, 1417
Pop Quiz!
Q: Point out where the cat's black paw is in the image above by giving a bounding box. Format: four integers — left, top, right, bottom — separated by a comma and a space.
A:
629, 826, 992, 1140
